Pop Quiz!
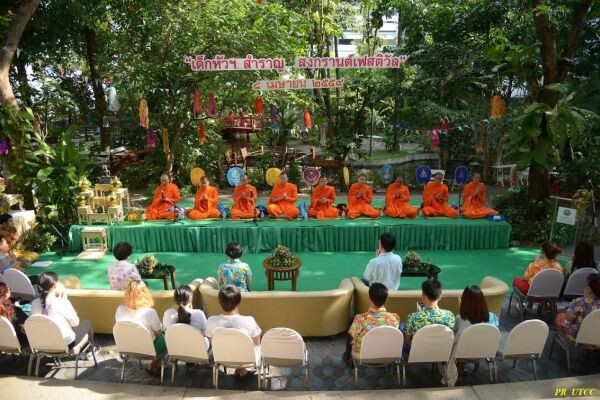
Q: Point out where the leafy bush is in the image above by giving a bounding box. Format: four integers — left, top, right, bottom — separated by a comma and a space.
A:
492, 187, 551, 243
19, 226, 57, 254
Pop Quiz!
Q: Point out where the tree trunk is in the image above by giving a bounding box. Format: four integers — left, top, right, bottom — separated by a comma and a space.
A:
83, 28, 110, 151
0, 0, 41, 108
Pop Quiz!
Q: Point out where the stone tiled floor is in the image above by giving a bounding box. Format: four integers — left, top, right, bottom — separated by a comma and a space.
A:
1, 296, 599, 391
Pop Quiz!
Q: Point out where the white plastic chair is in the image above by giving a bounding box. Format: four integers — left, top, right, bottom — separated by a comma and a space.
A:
405, 324, 454, 386
24, 314, 97, 379
3, 269, 37, 302
453, 324, 501, 383
164, 323, 210, 384
497, 319, 548, 380
509, 269, 564, 321
113, 321, 164, 383
354, 325, 404, 386
0, 316, 27, 359
211, 328, 260, 389
563, 268, 597, 298
260, 327, 308, 389
550, 309, 600, 373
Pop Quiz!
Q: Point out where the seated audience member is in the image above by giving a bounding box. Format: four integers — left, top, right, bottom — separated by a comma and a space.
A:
163, 285, 209, 371
404, 279, 455, 344
385, 175, 418, 218
513, 241, 563, 294
363, 232, 403, 290
0, 214, 19, 244
188, 176, 221, 220
555, 273, 600, 341
204, 285, 261, 378
460, 173, 499, 219
344, 282, 400, 366
107, 242, 141, 290
0, 282, 28, 346
443, 285, 500, 386
566, 241, 598, 277
347, 174, 379, 219
218, 242, 252, 292
308, 176, 340, 220
115, 280, 164, 375
31, 272, 95, 348
0, 234, 23, 273
146, 174, 181, 220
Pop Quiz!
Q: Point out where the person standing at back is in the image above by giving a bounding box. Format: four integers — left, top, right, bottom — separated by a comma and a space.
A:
362, 232, 403, 290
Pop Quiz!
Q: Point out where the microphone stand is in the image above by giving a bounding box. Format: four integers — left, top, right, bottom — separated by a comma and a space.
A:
164, 197, 183, 225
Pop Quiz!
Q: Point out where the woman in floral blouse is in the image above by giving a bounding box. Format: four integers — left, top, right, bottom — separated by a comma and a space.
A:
555, 273, 600, 341
217, 242, 252, 292
513, 241, 563, 294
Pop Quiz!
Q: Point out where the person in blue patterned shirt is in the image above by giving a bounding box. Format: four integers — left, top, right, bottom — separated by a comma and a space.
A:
404, 279, 455, 343
217, 242, 253, 292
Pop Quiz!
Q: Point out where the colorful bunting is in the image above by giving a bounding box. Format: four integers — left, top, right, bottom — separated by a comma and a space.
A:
139, 100, 149, 128
255, 96, 264, 114
193, 91, 202, 114
270, 104, 278, 128
303, 109, 312, 130
198, 123, 207, 144
147, 129, 156, 148
490, 94, 505, 118
207, 94, 217, 117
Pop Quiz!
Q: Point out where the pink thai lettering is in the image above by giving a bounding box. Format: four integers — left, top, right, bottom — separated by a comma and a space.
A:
273, 59, 284, 71
244, 54, 254, 69
258, 59, 266, 69
267, 80, 278, 90
374, 54, 384, 67
252, 82, 262, 90
297, 58, 307, 68
367, 57, 375, 67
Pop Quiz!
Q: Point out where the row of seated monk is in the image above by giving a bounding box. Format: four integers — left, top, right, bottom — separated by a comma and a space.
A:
146, 172, 499, 221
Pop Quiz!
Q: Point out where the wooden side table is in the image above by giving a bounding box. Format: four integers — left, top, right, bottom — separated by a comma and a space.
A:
263, 258, 302, 291
140, 266, 176, 290
81, 227, 107, 251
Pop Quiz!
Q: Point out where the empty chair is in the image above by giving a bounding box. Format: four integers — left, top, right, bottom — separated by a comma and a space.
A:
260, 327, 308, 389
212, 328, 260, 389
405, 324, 454, 386
0, 316, 26, 358
497, 319, 548, 380
508, 269, 564, 321
113, 321, 164, 383
353, 325, 404, 386
24, 314, 97, 379
550, 309, 600, 373
563, 268, 597, 298
3, 269, 36, 302
164, 323, 210, 384
452, 324, 501, 383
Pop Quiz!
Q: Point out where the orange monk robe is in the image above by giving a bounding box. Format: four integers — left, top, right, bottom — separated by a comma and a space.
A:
146, 183, 181, 220
422, 181, 458, 218
461, 182, 499, 218
347, 183, 379, 219
308, 185, 340, 220
188, 186, 220, 220
231, 183, 259, 219
267, 182, 299, 220
385, 183, 418, 218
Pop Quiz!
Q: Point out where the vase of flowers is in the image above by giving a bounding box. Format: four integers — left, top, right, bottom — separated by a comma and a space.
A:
402, 251, 441, 279
110, 176, 122, 192
403, 251, 421, 272
263, 245, 301, 269
75, 193, 88, 206
136, 255, 158, 275
78, 177, 91, 192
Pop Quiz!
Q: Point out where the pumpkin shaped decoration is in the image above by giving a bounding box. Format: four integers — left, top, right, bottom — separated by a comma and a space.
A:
128, 213, 138, 222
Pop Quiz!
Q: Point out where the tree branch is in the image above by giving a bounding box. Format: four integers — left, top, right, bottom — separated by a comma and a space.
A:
558, 0, 593, 81
530, 0, 559, 85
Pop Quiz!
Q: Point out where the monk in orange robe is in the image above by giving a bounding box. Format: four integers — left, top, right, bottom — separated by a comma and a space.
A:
267, 172, 299, 220
230, 175, 259, 219
146, 174, 181, 220
188, 176, 221, 220
308, 176, 340, 220
347, 174, 379, 219
422, 172, 458, 218
385, 175, 418, 218
461, 173, 499, 218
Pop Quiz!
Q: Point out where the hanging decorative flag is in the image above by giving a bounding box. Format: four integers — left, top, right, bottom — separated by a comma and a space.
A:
147, 129, 156, 148
139, 100, 149, 128
302, 167, 321, 186
0, 138, 11, 155
193, 91, 202, 114
198, 123, 207, 144
257, 0, 264, 4
490, 94, 505, 118
207, 94, 217, 117
303, 109, 312, 130
441, 117, 450, 133
227, 111, 235, 126
431, 130, 440, 150
239, 112, 247, 127
255, 96, 264, 114
162, 128, 170, 153
107, 86, 121, 112
270, 104, 278, 128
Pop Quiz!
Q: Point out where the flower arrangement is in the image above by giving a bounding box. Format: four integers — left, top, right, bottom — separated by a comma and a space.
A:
136, 255, 158, 275
75, 193, 88, 206
404, 251, 421, 266
0, 194, 9, 214
265, 245, 300, 269
78, 177, 91, 192
110, 176, 122, 191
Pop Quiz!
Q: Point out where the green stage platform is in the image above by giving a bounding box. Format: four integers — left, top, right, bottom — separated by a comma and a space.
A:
69, 217, 511, 253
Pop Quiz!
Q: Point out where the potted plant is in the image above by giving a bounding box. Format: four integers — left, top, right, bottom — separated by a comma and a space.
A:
402, 251, 441, 279
136, 255, 158, 275
263, 245, 302, 269
111, 176, 122, 192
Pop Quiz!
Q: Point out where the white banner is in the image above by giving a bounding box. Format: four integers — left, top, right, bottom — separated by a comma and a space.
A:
556, 207, 577, 225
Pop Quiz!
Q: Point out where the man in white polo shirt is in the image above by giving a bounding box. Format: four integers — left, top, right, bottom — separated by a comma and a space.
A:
362, 232, 403, 290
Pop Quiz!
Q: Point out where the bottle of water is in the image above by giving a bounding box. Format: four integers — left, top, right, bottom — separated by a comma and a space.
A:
341, 210, 345, 219
380, 208, 384, 217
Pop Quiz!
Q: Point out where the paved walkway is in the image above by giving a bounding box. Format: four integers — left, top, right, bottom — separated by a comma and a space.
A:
2, 374, 600, 399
